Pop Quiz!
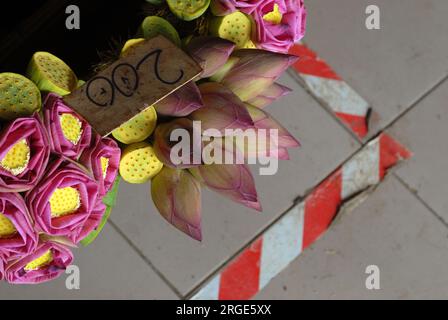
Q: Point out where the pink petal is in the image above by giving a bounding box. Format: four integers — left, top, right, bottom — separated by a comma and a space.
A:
190, 164, 262, 212
0, 193, 38, 262
190, 83, 254, 136
151, 168, 202, 241
0, 114, 50, 192
5, 241, 73, 284
155, 82, 203, 117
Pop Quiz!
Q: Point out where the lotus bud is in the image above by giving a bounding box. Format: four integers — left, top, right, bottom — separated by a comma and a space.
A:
209, 57, 239, 82
277, 147, 290, 160
27, 52, 78, 96
151, 167, 202, 241
186, 37, 236, 78
218, 49, 298, 101
246, 104, 300, 149
190, 83, 253, 136
154, 82, 203, 117
229, 134, 292, 161
246, 83, 292, 109
153, 118, 203, 169
201, 136, 245, 166
189, 164, 262, 211
0, 73, 41, 120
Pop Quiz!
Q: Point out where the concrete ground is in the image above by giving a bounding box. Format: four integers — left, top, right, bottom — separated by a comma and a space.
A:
1, 0, 448, 299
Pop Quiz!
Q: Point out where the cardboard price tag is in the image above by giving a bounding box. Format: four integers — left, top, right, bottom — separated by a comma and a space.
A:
63, 36, 202, 136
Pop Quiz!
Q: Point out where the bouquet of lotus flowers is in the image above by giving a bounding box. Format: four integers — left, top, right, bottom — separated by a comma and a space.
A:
0, 0, 306, 285
0, 72, 121, 284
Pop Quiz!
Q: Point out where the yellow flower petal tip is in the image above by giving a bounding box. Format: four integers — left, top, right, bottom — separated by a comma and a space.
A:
50, 187, 81, 218
210, 11, 252, 49
112, 106, 157, 144
0, 73, 42, 121
24, 250, 53, 271
100, 157, 109, 179
121, 38, 145, 57
77, 79, 86, 88
119, 142, 163, 184
27, 52, 77, 96
60, 113, 83, 145
243, 39, 257, 49
0, 213, 17, 238
0, 139, 30, 176
263, 4, 283, 24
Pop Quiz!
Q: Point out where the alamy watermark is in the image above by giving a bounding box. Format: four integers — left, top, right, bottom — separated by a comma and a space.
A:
365, 265, 381, 290
169, 121, 280, 175
366, 5, 381, 30
66, 5, 80, 30
65, 265, 80, 290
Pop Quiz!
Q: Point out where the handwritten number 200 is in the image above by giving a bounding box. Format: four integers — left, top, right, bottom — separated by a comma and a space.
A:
86, 49, 184, 107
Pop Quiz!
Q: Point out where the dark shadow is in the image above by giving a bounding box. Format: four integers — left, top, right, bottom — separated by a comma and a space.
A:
0, 0, 143, 78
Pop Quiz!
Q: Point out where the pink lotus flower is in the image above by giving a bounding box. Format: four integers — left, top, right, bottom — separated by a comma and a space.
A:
252, 0, 307, 53
5, 240, 73, 284
26, 157, 103, 244
190, 164, 262, 211
0, 193, 38, 262
210, 0, 264, 16
153, 118, 203, 169
211, 0, 306, 53
155, 82, 204, 117
0, 115, 50, 192
190, 82, 254, 136
43, 93, 92, 160
79, 135, 120, 196
218, 49, 298, 102
186, 37, 236, 78
151, 167, 202, 241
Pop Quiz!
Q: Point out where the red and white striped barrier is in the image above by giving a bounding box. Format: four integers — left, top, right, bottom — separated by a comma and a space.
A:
289, 43, 371, 139
191, 133, 411, 300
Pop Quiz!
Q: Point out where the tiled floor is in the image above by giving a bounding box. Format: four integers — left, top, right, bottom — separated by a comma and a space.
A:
255, 0, 448, 299
305, 0, 448, 138
255, 176, 448, 300
389, 80, 448, 222
1, 1, 448, 299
